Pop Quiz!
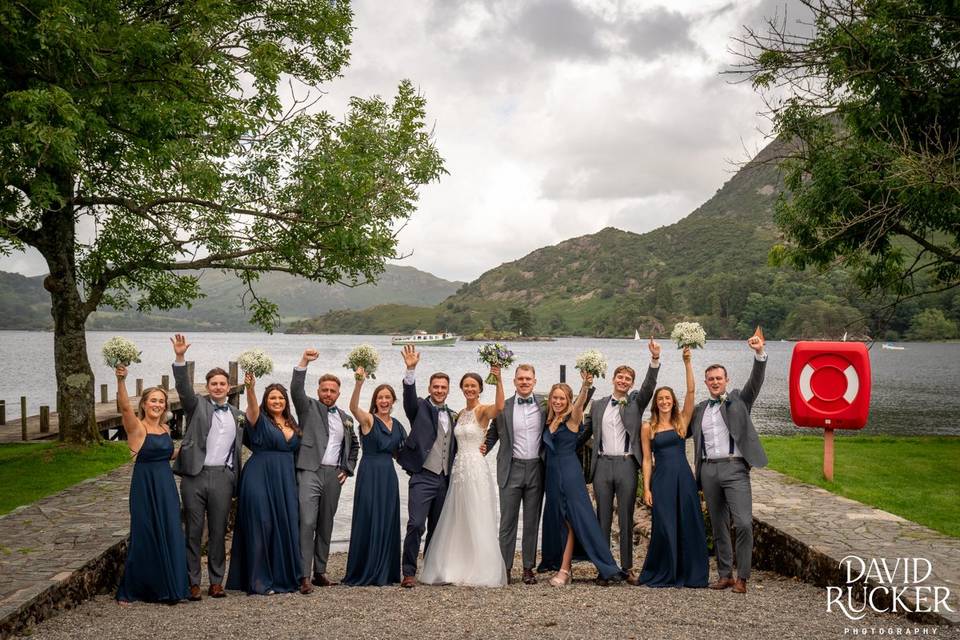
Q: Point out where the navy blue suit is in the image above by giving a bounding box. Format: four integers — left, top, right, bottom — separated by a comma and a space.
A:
398, 379, 458, 577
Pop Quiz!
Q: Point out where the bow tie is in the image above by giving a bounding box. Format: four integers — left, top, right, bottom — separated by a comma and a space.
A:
708, 398, 723, 407
213, 403, 230, 412
433, 403, 448, 412
327, 406, 337, 414
517, 397, 535, 405
611, 398, 627, 407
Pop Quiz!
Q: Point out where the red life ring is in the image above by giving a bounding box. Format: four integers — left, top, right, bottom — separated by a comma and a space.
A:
797, 353, 860, 414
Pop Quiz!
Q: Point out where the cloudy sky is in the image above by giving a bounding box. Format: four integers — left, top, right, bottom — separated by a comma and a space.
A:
2, 0, 803, 283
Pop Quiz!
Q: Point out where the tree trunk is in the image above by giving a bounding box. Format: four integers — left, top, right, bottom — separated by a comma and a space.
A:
39, 201, 100, 445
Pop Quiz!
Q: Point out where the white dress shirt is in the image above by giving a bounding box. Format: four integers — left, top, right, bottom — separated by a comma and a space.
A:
204, 399, 237, 468
600, 399, 628, 454
321, 406, 344, 466
702, 352, 766, 459
511, 395, 541, 460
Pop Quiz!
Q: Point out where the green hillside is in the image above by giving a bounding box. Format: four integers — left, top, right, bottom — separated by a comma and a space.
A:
0, 266, 462, 332
290, 138, 960, 340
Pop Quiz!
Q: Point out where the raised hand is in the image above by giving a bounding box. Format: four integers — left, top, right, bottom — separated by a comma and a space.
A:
355, 365, 367, 381
682, 346, 691, 363
648, 336, 661, 360
748, 326, 765, 353
402, 344, 420, 369
115, 365, 128, 380
170, 334, 190, 359
244, 371, 255, 389
302, 348, 319, 363
490, 364, 501, 380
580, 369, 594, 387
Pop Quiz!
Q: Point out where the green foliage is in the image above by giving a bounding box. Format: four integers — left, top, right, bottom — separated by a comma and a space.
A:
737, 0, 960, 302
763, 435, 960, 538
907, 308, 958, 341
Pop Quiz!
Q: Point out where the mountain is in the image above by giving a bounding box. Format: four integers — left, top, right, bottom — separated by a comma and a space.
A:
0, 266, 463, 331
289, 137, 959, 340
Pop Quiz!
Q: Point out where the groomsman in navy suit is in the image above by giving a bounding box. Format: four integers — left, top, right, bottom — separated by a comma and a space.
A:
396, 345, 458, 588
579, 337, 661, 581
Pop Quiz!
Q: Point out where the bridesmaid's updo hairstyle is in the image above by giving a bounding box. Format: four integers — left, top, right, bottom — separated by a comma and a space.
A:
459, 372, 484, 393
137, 386, 173, 424
369, 384, 397, 414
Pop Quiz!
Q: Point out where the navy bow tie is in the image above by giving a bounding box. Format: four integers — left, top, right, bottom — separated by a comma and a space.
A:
517, 397, 535, 405
708, 398, 723, 407
327, 406, 337, 414
213, 403, 230, 412
611, 398, 627, 407
434, 403, 448, 412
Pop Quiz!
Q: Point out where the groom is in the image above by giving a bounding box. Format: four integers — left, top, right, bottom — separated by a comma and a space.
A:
691, 327, 768, 594
396, 345, 458, 588
480, 363, 546, 584
579, 337, 661, 581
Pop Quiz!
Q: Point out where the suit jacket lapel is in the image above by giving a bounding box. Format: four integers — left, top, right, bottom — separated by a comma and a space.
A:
504, 396, 516, 445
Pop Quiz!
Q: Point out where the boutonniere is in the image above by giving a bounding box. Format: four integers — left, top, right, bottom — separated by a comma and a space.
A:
451, 410, 460, 423
719, 393, 729, 404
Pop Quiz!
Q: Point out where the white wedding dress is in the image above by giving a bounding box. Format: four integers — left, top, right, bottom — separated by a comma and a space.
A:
420, 407, 507, 587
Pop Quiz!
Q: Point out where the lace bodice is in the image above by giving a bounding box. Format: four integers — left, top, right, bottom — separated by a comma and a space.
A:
450, 408, 491, 484
453, 407, 487, 451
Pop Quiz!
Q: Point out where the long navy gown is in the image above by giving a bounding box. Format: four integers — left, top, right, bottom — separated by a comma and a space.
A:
638, 429, 708, 587
116, 433, 188, 603
537, 422, 622, 580
343, 416, 406, 586
226, 414, 301, 594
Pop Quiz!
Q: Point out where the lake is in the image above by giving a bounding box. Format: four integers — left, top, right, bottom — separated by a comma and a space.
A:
1, 331, 957, 549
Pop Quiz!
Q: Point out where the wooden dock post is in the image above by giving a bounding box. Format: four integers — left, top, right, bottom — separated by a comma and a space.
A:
229, 361, 238, 385
21, 396, 27, 441
0, 399, 5, 426
135, 378, 143, 396
161, 374, 169, 390
39, 406, 50, 433
100, 384, 108, 404
559, 364, 566, 383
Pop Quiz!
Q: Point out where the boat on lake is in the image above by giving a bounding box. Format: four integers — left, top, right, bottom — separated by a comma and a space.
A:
391, 331, 458, 346
881, 343, 905, 351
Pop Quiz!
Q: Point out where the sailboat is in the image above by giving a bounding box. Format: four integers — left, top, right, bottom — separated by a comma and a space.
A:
634, 329, 641, 340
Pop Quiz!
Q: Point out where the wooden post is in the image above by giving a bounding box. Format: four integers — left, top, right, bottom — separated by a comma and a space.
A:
559, 364, 566, 383
21, 396, 27, 441
39, 406, 50, 434
161, 374, 170, 390
187, 361, 195, 386
100, 384, 108, 404
135, 378, 144, 396
229, 361, 238, 385
0, 399, 5, 425
823, 427, 835, 482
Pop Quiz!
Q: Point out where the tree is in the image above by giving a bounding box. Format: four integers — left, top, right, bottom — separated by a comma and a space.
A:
907, 308, 958, 341
0, 2, 445, 443
734, 1, 960, 305
507, 307, 535, 336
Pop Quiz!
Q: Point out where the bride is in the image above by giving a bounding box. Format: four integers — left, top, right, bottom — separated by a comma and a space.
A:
421, 366, 507, 587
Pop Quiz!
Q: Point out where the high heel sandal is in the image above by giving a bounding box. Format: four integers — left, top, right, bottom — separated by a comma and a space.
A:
549, 569, 571, 586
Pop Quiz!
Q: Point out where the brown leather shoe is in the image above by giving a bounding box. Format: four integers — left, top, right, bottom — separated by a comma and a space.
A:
709, 577, 736, 590
208, 584, 226, 598
299, 578, 314, 595
400, 575, 417, 589
732, 578, 747, 594
311, 574, 338, 587
188, 584, 202, 601
522, 569, 537, 585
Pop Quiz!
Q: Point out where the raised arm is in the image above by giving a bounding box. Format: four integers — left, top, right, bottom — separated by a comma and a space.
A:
170, 334, 198, 413
740, 327, 767, 410
633, 337, 662, 413
244, 372, 260, 426
477, 366, 505, 423
401, 344, 421, 423
679, 347, 696, 429
641, 421, 654, 507
116, 366, 145, 450
349, 366, 374, 435
291, 349, 317, 416
569, 370, 594, 428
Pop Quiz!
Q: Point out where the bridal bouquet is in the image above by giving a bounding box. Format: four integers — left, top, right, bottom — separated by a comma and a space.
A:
102, 337, 142, 368
237, 348, 274, 378
574, 349, 607, 379
670, 321, 707, 349
344, 344, 380, 379
478, 343, 515, 384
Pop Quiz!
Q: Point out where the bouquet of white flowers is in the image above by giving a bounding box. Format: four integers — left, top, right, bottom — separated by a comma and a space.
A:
237, 349, 274, 378
575, 349, 607, 379
343, 344, 380, 379
478, 343, 515, 384
670, 322, 707, 349
102, 337, 142, 368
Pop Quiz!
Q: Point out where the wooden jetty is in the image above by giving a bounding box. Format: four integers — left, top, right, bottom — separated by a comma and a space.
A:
0, 361, 243, 444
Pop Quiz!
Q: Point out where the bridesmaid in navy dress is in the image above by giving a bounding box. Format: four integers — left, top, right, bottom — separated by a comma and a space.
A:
637, 347, 708, 587
542, 372, 624, 586
343, 366, 406, 585
114, 365, 188, 604
226, 374, 302, 595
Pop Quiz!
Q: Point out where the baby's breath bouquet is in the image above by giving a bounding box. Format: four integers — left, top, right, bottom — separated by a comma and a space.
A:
237, 348, 274, 378
574, 349, 607, 379
344, 344, 380, 379
670, 322, 707, 349
102, 337, 142, 368
477, 343, 515, 384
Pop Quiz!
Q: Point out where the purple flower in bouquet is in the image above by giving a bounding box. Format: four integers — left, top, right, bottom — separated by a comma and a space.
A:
478, 342, 515, 384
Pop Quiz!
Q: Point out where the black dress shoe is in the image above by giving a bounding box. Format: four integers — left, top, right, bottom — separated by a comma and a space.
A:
311, 574, 338, 587
522, 568, 537, 585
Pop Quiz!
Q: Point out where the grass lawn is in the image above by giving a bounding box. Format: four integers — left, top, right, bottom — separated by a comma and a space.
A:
761, 435, 960, 538
0, 442, 131, 515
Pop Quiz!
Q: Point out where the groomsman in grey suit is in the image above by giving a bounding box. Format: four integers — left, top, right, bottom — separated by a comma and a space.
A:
579, 338, 661, 580
480, 364, 546, 584
291, 349, 359, 593
691, 327, 768, 594
170, 334, 244, 601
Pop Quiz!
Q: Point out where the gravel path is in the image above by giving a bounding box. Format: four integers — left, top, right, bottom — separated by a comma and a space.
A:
24, 546, 958, 640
